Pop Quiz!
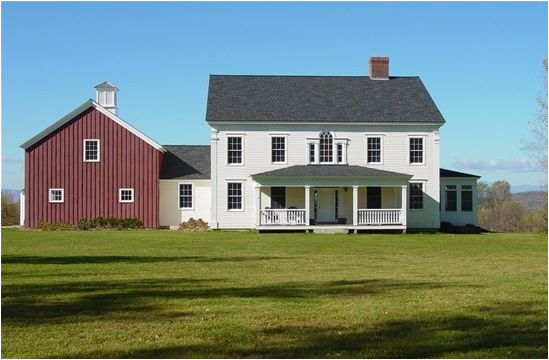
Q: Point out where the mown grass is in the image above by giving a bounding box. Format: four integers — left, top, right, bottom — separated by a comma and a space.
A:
1, 230, 547, 358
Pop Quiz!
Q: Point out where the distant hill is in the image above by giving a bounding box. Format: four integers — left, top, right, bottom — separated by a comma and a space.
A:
512, 191, 546, 211
511, 184, 543, 193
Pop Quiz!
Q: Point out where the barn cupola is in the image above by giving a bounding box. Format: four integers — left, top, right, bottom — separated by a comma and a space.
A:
94, 81, 119, 115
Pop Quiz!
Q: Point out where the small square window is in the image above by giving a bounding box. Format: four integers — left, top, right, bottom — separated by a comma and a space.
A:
84, 139, 100, 162
49, 188, 64, 203
119, 188, 134, 203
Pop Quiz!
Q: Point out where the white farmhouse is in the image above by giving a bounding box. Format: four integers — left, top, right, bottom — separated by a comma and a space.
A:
160, 56, 480, 232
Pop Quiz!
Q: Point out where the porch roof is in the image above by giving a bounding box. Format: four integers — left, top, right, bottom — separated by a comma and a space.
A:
252, 165, 411, 179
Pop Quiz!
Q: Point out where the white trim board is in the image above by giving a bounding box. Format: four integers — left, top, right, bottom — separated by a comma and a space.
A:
20, 99, 165, 152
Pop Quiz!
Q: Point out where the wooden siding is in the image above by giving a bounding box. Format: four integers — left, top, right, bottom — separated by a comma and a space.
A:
24, 107, 163, 228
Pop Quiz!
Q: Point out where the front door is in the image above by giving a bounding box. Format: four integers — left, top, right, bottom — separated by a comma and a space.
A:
317, 188, 336, 223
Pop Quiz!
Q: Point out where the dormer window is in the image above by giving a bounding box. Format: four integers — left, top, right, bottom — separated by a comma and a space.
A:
307, 131, 347, 165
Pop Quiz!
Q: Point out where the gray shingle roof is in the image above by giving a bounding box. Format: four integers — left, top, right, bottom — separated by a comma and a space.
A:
440, 168, 480, 178
252, 165, 411, 178
160, 145, 210, 180
206, 75, 445, 124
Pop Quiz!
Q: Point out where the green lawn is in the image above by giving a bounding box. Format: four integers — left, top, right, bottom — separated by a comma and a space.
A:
1, 230, 547, 358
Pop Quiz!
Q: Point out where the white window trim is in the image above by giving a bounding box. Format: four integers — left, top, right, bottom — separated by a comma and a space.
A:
226, 135, 245, 167
226, 180, 245, 212
48, 188, 64, 203
408, 135, 426, 166
119, 188, 134, 203
178, 182, 194, 210
306, 135, 348, 165
83, 139, 100, 162
408, 181, 425, 211
365, 134, 384, 165
270, 134, 288, 165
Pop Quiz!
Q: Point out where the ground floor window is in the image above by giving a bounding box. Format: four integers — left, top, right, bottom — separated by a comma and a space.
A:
461, 185, 473, 211
119, 188, 134, 203
409, 183, 423, 210
179, 183, 193, 209
48, 188, 64, 203
367, 187, 382, 209
270, 187, 286, 209
445, 185, 457, 211
227, 182, 243, 210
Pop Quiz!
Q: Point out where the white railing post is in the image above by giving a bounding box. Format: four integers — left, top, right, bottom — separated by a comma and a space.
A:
305, 186, 310, 226
255, 185, 261, 226
401, 185, 407, 227
352, 186, 358, 226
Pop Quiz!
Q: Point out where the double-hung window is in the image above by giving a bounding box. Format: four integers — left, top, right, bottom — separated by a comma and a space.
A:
271, 136, 286, 163
227, 136, 243, 165
119, 188, 134, 203
409, 183, 424, 210
84, 139, 100, 162
409, 137, 424, 164
461, 185, 473, 212
227, 182, 243, 210
49, 188, 64, 203
367, 137, 382, 164
445, 185, 457, 211
179, 183, 193, 209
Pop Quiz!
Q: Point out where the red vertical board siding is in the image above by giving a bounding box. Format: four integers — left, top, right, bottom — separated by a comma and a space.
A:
24, 107, 163, 228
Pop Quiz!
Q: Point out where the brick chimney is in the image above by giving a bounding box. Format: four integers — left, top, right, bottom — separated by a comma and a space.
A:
369, 56, 389, 80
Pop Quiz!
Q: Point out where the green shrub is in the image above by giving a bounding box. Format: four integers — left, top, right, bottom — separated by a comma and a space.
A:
38, 220, 74, 231
77, 217, 143, 230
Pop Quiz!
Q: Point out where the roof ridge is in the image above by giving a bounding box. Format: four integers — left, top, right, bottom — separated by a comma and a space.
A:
210, 74, 419, 79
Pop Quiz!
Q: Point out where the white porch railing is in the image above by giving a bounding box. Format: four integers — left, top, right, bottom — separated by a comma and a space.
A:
260, 209, 307, 225
357, 209, 402, 225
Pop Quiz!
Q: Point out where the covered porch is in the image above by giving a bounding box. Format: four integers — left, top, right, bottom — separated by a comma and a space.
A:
252, 165, 412, 233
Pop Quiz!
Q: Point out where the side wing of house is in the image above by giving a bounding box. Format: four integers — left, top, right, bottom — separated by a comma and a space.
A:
440, 168, 480, 226
21, 101, 164, 228
159, 145, 211, 227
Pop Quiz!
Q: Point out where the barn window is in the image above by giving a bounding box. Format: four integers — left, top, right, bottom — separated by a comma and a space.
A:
119, 188, 134, 203
83, 139, 100, 162
48, 188, 64, 203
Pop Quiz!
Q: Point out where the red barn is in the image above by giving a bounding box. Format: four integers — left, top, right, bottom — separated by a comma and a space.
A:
20, 82, 165, 228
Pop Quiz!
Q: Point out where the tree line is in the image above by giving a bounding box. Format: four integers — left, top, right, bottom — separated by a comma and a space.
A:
477, 181, 547, 233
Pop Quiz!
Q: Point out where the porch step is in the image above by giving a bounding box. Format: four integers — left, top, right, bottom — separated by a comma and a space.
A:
313, 227, 349, 234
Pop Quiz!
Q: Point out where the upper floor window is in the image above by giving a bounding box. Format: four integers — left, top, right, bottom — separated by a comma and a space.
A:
84, 139, 100, 162
119, 188, 134, 203
461, 185, 473, 212
445, 185, 457, 211
409, 137, 424, 164
227, 136, 243, 165
179, 183, 193, 209
49, 188, 64, 203
409, 182, 424, 210
271, 136, 286, 163
367, 137, 382, 164
308, 131, 347, 165
319, 131, 333, 163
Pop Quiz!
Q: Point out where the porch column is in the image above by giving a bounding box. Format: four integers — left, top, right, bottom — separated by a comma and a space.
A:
304, 186, 310, 226
401, 185, 407, 227
352, 186, 358, 226
255, 185, 261, 227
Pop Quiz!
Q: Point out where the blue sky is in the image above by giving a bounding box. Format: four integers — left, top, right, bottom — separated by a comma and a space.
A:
2, 1, 547, 190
